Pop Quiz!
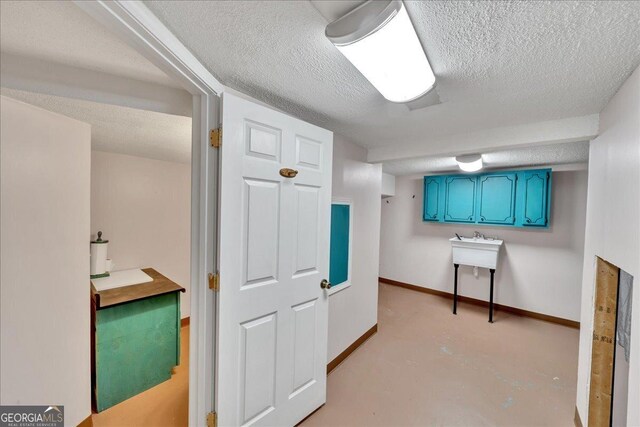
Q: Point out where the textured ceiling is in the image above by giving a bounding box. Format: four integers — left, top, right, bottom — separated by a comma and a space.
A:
145, 0, 640, 153
2, 89, 192, 164
0, 0, 181, 89
382, 141, 590, 176
310, 1, 366, 22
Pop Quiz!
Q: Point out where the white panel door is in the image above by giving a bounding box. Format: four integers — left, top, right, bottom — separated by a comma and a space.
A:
217, 92, 333, 427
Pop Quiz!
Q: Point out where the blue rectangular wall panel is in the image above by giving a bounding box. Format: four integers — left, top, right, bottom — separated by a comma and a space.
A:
330, 204, 350, 286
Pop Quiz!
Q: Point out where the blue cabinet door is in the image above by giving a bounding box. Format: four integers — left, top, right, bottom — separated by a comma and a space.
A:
423, 176, 442, 221
522, 171, 550, 226
477, 173, 517, 225
444, 176, 477, 223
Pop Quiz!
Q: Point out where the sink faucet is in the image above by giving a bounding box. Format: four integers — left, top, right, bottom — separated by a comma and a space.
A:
474, 231, 485, 239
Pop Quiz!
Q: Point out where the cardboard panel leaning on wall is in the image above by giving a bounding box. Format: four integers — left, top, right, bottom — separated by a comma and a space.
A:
328, 135, 382, 361
91, 151, 191, 318
575, 64, 640, 427
588, 258, 620, 426
0, 96, 92, 426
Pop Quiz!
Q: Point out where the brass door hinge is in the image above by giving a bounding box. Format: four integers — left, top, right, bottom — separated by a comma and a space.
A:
210, 127, 222, 148
206, 411, 217, 427
209, 272, 219, 291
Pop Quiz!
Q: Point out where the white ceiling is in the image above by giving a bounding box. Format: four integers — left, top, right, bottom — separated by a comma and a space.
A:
382, 141, 589, 176
0, 0, 181, 89
145, 0, 640, 168
0, 0, 191, 163
2, 88, 192, 164
1, 1, 638, 173
310, 1, 366, 23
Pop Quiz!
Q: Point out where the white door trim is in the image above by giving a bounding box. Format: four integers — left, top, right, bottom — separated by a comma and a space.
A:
72, 2, 224, 425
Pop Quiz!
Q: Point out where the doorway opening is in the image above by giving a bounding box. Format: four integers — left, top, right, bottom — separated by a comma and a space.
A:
0, 1, 195, 424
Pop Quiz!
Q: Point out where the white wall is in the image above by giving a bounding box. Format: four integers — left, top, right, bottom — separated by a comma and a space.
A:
1, 96, 91, 426
379, 170, 588, 321
91, 151, 191, 318
381, 172, 396, 197
576, 65, 640, 427
612, 341, 630, 427
328, 135, 382, 361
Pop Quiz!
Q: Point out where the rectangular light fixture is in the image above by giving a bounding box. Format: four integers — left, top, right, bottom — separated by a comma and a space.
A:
326, 0, 435, 103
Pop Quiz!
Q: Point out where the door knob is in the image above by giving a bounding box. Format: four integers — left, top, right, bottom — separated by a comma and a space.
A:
320, 279, 331, 290
279, 168, 298, 178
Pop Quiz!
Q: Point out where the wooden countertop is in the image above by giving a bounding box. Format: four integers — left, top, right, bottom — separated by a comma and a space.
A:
92, 268, 185, 309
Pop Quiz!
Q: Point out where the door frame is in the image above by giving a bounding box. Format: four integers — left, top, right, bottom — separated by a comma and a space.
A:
73, 2, 224, 425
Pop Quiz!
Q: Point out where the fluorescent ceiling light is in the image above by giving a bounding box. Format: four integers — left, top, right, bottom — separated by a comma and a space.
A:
456, 154, 483, 172
326, 0, 435, 103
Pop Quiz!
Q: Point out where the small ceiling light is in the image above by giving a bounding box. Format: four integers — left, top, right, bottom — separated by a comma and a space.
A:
325, 0, 435, 103
456, 154, 483, 172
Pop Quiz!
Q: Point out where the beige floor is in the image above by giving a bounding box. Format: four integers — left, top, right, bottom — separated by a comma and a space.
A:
92, 283, 579, 427
92, 325, 189, 427
302, 283, 580, 427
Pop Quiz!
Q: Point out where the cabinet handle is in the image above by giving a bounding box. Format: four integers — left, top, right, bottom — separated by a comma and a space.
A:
480, 216, 485, 221
526, 218, 532, 223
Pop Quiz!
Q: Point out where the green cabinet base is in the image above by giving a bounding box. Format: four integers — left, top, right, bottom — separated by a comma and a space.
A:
94, 292, 181, 411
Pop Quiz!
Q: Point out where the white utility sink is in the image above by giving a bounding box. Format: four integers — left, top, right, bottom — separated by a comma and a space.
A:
450, 237, 503, 269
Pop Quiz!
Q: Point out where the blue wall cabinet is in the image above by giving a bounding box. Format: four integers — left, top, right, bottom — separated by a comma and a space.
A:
423, 176, 442, 221
521, 170, 550, 226
423, 168, 551, 228
444, 176, 477, 223
477, 173, 517, 225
